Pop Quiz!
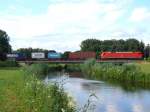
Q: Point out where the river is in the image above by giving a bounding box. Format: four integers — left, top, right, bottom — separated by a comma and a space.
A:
45, 72, 150, 112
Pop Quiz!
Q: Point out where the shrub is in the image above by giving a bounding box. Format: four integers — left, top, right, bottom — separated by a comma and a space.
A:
65, 64, 81, 72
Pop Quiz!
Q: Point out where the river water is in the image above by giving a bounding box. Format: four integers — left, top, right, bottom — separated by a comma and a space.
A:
45, 72, 150, 112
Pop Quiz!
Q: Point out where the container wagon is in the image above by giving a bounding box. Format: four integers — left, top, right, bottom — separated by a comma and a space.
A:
69, 51, 96, 60
7, 53, 26, 61
31, 52, 45, 60
16, 53, 26, 61
7, 53, 18, 61
48, 52, 61, 60
101, 52, 144, 60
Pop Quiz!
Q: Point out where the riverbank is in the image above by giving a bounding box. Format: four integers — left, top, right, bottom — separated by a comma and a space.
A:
136, 61, 150, 74
81, 59, 150, 88
0, 67, 75, 112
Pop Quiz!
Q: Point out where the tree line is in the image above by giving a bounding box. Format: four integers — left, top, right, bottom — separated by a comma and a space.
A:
0, 30, 11, 60
80, 38, 145, 53
1, 29, 150, 60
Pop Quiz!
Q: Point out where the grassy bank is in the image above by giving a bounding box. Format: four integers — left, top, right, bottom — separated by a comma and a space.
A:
0, 67, 75, 112
0, 68, 24, 111
136, 62, 150, 74
81, 59, 150, 87
0, 60, 19, 67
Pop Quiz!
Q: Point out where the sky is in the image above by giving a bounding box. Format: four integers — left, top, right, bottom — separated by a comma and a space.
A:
0, 0, 150, 52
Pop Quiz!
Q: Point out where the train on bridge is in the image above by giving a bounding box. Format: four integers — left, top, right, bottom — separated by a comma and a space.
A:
4, 51, 144, 62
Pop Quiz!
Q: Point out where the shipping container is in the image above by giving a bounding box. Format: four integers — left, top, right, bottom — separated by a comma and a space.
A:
7, 53, 18, 58
31, 52, 45, 59
48, 52, 61, 59
16, 53, 26, 61
69, 51, 96, 60
7, 53, 26, 61
101, 52, 144, 60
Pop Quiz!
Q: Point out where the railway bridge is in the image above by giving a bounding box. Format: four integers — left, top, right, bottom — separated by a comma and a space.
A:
17, 60, 140, 64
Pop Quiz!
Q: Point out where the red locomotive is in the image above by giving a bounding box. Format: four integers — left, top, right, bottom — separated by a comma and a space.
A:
101, 52, 144, 60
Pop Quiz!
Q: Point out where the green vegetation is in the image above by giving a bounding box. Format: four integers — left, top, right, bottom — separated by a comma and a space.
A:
80, 38, 144, 53
48, 64, 65, 71
81, 59, 150, 87
48, 63, 81, 72
0, 66, 75, 112
0, 29, 11, 53
136, 62, 150, 74
23, 63, 50, 77
65, 64, 81, 72
0, 60, 19, 67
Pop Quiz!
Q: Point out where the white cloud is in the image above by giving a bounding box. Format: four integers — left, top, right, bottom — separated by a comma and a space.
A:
2, 0, 148, 52
129, 8, 150, 22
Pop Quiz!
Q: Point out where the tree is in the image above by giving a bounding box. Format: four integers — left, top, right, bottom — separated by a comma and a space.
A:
62, 51, 71, 60
0, 29, 11, 53
80, 38, 145, 53
124, 38, 141, 51
80, 39, 102, 52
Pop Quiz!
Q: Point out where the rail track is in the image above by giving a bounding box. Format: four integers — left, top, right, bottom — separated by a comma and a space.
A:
17, 60, 141, 64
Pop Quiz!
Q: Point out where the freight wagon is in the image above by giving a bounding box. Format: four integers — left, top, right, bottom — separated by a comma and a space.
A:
31, 52, 45, 59
101, 52, 143, 60
7, 53, 18, 58
48, 52, 61, 60
69, 51, 96, 60
7, 53, 26, 61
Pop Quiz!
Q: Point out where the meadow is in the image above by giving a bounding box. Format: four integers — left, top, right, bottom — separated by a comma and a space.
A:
0, 66, 75, 112
1, 60, 150, 111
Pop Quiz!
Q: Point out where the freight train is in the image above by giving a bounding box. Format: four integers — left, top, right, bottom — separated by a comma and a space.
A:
5, 51, 144, 61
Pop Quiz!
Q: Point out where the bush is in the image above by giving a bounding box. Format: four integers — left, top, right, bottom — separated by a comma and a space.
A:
65, 64, 81, 72
48, 64, 64, 71
146, 57, 150, 62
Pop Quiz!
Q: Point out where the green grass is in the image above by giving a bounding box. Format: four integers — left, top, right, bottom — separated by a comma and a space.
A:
0, 60, 19, 67
0, 68, 24, 112
135, 62, 150, 74
0, 67, 75, 112
81, 59, 150, 88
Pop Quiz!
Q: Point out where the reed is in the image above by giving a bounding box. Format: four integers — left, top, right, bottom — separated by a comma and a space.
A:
81, 59, 150, 86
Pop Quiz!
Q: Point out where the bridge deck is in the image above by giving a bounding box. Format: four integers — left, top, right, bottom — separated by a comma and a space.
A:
17, 60, 140, 64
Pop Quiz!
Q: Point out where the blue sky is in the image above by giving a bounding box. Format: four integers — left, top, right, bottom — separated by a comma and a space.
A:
0, 0, 150, 52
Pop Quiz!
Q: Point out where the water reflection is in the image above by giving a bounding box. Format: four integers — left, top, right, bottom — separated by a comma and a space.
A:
106, 104, 119, 112
132, 103, 143, 112
45, 72, 150, 112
